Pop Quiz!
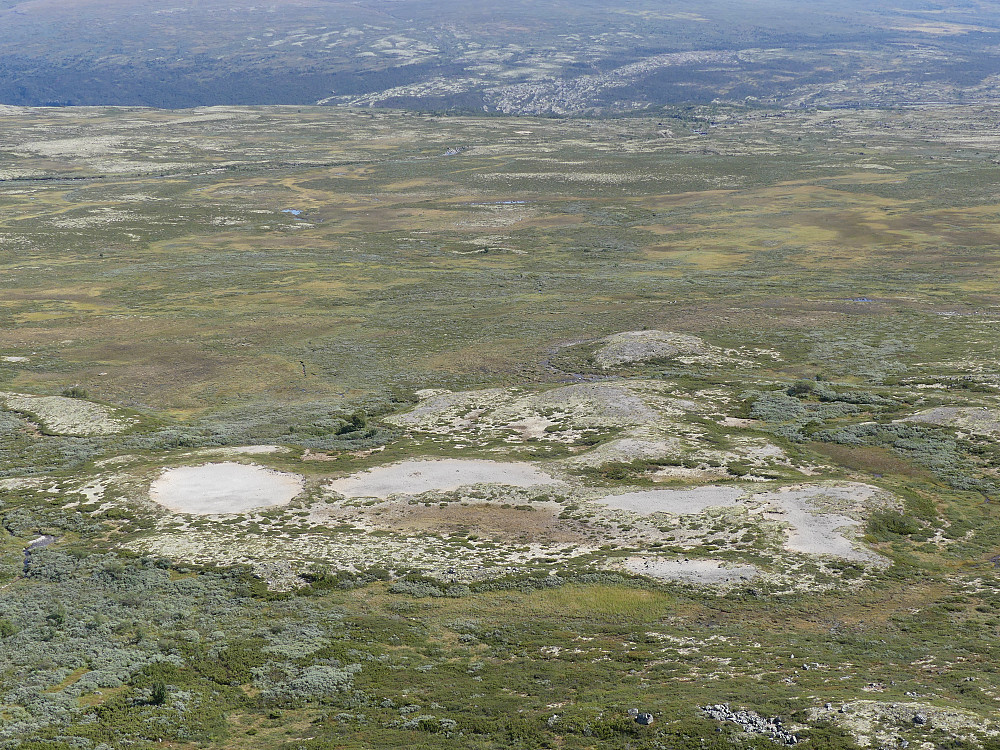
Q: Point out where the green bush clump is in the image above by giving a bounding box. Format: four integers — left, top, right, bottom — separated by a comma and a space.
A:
817, 422, 996, 493
388, 580, 448, 598
866, 509, 922, 542
786, 380, 815, 397
749, 391, 807, 422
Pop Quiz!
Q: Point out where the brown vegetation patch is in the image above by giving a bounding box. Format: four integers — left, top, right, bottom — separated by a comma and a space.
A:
808, 442, 929, 478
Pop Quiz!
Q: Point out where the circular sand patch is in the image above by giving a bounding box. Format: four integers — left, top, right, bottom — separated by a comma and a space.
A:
150, 462, 304, 515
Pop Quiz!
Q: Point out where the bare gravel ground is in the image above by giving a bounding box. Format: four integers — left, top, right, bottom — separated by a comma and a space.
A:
149, 462, 304, 515
809, 700, 997, 748
901, 405, 1000, 434
327, 459, 561, 499
594, 482, 895, 562
595, 486, 746, 514
593, 330, 720, 368
619, 556, 762, 586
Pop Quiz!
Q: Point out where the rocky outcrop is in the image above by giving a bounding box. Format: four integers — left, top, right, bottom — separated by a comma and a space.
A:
702, 704, 799, 745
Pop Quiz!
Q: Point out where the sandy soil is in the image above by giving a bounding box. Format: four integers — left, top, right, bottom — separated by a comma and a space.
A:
327, 459, 559, 499
150, 462, 304, 515
756, 485, 888, 562
596, 486, 745, 514
620, 556, 761, 585
596, 482, 894, 562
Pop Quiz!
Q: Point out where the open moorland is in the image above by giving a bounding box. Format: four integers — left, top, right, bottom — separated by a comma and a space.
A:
2, 104, 1000, 748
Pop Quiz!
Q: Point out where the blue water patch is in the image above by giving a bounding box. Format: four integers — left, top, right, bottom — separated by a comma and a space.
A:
282, 209, 304, 217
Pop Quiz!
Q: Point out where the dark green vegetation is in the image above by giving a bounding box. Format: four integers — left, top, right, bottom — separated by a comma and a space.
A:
3, 0, 1000, 111
2, 105, 1000, 747
4, 547, 1000, 750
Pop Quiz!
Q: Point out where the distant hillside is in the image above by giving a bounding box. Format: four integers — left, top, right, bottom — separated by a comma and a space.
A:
2, 0, 1000, 111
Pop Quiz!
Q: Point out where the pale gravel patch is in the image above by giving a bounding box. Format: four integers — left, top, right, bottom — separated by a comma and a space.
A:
495, 383, 661, 428
150, 463, 304, 515
652, 465, 730, 481
619, 557, 762, 586
900, 406, 1000, 434
77, 480, 106, 504
0, 392, 135, 436
560, 437, 681, 468
51, 209, 140, 228
809, 700, 997, 748
0, 477, 45, 491
327, 459, 560, 499
193, 445, 289, 456
387, 381, 675, 438
130, 529, 591, 583
15, 136, 126, 158
594, 482, 896, 563
594, 330, 718, 368
755, 484, 891, 563
595, 486, 745, 515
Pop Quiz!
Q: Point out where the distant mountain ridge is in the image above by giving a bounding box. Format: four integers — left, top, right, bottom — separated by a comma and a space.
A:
2, 0, 1000, 111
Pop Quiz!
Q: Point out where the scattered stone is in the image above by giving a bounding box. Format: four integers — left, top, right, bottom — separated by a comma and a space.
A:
702, 704, 799, 745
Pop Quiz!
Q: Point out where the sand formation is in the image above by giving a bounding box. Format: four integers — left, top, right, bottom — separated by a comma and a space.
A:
150, 462, 304, 515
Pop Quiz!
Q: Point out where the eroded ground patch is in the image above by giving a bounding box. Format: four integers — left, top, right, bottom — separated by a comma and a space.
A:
149, 462, 304, 515
326, 459, 560, 499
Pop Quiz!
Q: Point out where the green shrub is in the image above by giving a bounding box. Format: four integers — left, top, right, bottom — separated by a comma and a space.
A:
786, 380, 815, 397
866, 509, 921, 542
150, 679, 168, 706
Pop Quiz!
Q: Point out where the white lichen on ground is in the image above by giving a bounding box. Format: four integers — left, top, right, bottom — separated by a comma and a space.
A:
592, 482, 896, 563
386, 379, 806, 478
809, 700, 997, 748
901, 405, 1000, 434
593, 330, 722, 368
0, 392, 135, 436
614, 557, 763, 586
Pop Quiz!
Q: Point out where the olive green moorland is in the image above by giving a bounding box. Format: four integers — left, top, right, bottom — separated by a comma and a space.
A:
2, 104, 1000, 748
